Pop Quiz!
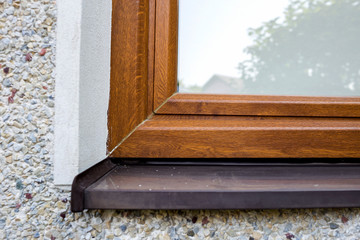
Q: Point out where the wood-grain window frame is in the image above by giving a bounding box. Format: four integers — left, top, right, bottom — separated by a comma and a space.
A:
108, 0, 360, 159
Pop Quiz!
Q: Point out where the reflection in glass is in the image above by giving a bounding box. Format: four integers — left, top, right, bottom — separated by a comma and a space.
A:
178, 0, 360, 96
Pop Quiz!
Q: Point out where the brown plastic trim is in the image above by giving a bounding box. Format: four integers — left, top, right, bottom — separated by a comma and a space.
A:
111, 115, 360, 158
71, 158, 117, 212
85, 190, 360, 210
72, 160, 360, 211
108, 0, 150, 152
156, 93, 360, 117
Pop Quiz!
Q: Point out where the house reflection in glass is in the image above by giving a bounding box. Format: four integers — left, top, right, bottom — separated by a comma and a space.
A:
178, 0, 360, 97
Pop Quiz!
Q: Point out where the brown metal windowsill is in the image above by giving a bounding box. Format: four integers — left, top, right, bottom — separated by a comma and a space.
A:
71, 158, 360, 212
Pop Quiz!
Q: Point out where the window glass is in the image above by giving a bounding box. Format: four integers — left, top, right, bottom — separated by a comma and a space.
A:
178, 0, 360, 96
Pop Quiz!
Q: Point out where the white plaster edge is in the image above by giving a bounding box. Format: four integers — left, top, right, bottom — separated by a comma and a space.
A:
54, 0, 111, 185
79, 0, 112, 173
54, 0, 82, 185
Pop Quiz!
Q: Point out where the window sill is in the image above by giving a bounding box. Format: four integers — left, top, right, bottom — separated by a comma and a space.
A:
71, 158, 360, 212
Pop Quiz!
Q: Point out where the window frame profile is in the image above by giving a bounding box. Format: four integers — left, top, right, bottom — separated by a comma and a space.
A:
108, 0, 360, 159
71, 0, 360, 212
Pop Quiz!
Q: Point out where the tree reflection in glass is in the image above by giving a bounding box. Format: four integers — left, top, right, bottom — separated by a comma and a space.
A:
178, 0, 360, 97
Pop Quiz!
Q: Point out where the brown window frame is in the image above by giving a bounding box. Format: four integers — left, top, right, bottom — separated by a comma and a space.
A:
108, 0, 360, 159
71, 0, 360, 212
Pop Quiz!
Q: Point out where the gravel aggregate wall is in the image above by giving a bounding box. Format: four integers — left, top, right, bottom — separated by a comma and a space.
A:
1, 0, 360, 239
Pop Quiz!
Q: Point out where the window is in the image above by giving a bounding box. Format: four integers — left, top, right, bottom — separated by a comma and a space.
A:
108, 0, 360, 158
71, 0, 360, 212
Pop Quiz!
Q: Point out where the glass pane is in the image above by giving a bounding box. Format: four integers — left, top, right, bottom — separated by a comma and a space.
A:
178, 0, 360, 97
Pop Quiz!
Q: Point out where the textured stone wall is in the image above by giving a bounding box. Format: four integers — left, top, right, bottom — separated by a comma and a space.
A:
0, 0, 360, 239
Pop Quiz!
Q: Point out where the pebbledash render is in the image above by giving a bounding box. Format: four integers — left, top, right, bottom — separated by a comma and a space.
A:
1, 0, 360, 239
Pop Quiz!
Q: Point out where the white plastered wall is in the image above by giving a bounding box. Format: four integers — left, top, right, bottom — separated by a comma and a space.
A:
54, 0, 112, 185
